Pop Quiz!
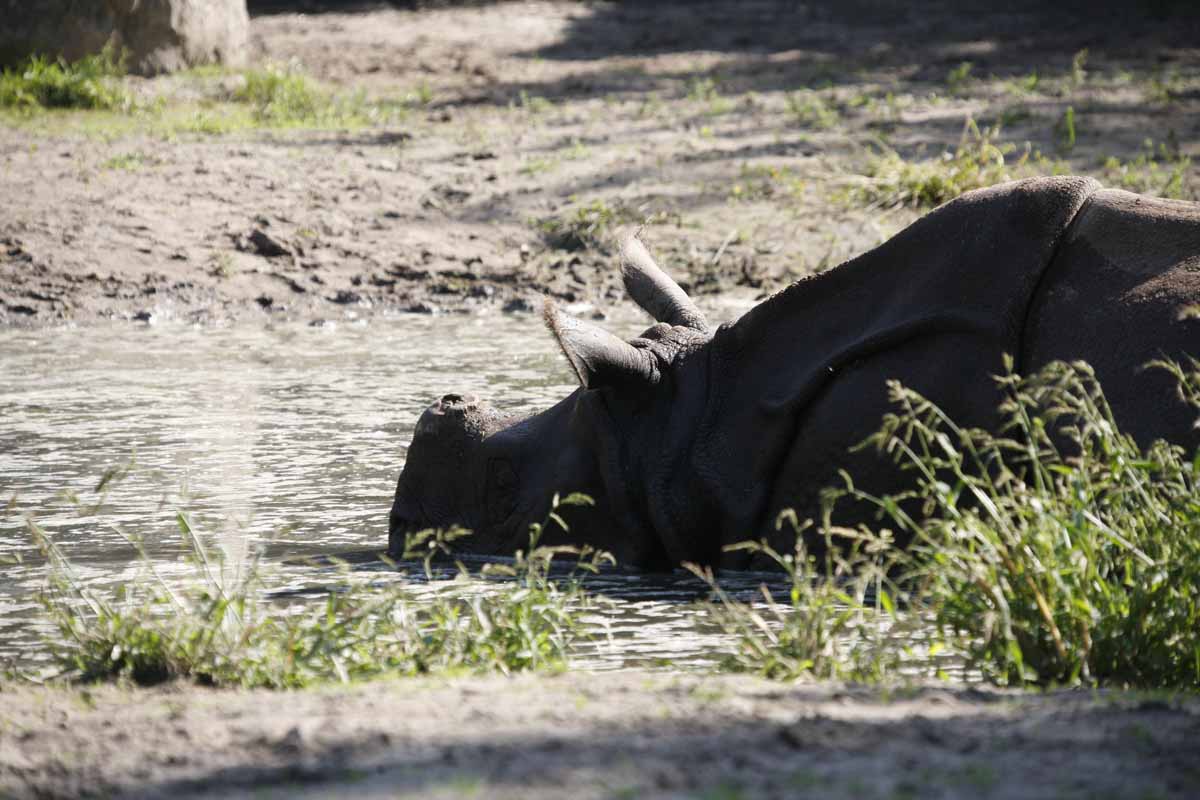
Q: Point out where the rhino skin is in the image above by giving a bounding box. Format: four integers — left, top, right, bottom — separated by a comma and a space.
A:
389, 176, 1200, 570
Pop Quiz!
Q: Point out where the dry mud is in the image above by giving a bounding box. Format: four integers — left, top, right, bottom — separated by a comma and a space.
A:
2, 671, 1199, 799
1, 1, 1198, 326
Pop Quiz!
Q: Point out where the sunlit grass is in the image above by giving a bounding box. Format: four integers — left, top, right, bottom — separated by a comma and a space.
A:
850, 118, 1064, 209
0, 49, 129, 111
24, 490, 610, 688
535, 199, 673, 252
847, 359, 1200, 688
688, 521, 907, 682
0, 60, 401, 140
702, 359, 1200, 689
1102, 139, 1194, 200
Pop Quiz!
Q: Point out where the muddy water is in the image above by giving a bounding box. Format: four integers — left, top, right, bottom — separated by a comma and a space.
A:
2, 306, 816, 672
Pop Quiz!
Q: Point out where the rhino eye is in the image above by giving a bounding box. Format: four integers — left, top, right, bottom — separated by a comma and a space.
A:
486, 458, 519, 525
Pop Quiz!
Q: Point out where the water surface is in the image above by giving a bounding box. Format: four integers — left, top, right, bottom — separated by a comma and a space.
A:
1, 307, 793, 672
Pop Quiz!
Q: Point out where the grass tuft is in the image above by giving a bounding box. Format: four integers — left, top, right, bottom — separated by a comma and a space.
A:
0, 49, 128, 111
536, 199, 673, 252
230, 64, 375, 127
688, 519, 907, 682
786, 91, 840, 129
28, 492, 611, 688
728, 163, 805, 204
945, 62, 974, 94
1102, 139, 1194, 200
842, 359, 1200, 688
701, 359, 1200, 689
850, 118, 1058, 209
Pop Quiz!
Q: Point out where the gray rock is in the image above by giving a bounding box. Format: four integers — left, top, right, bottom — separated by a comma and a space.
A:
0, 0, 250, 75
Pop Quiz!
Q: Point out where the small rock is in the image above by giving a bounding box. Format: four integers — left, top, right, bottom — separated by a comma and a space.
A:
255, 295, 274, 309
502, 297, 536, 313
407, 301, 438, 314
275, 727, 303, 755
434, 184, 471, 204
331, 290, 363, 305
248, 228, 291, 258
270, 273, 307, 294
133, 310, 156, 324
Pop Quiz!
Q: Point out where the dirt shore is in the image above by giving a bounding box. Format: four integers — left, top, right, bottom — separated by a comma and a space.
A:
1, 1, 1197, 327
1, 670, 1198, 799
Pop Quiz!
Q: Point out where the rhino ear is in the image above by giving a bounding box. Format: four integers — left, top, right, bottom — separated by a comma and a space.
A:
621, 233, 708, 332
543, 299, 658, 390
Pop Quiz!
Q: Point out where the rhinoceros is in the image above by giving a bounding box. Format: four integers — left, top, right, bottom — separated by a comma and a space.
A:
389, 176, 1200, 569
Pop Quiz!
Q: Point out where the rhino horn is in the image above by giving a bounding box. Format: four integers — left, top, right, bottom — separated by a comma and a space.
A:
543, 299, 658, 390
620, 233, 708, 333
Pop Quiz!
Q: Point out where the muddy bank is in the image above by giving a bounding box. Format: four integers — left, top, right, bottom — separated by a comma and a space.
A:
2, 671, 1198, 799
1, 1, 1197, 326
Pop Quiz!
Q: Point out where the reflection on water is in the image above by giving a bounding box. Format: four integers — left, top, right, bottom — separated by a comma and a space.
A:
0, 308, 771, 671
0, 306, 941, 675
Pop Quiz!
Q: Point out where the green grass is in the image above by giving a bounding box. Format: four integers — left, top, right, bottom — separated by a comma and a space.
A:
688, 521, 905, 682
0, 60, 393, 139
785, 91, 840, 130
1102, 139, 1194, 200
536, 199, 665, 251
1068, 48, 1089, 91
851, 118, 1061, 209
515, 89, 553, 115
25, 491, 610, 688
519, 138, 590, 176
684, 76, 734, 116
945, 62, 974, 94
1006, 71, 1041, 96
843, 359, 1200, 688
101, 151, 158, 171
728, 163, 805, 203
702, 359, 1200, 689
1056, 105, 1077, 151
232, 64, 376, 127
0, 49, 128, 111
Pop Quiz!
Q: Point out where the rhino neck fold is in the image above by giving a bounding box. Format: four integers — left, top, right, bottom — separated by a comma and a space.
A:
686, 176, 1101, 561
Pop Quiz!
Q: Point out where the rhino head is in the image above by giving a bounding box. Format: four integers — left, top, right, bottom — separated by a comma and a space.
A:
388, 235, 711, 568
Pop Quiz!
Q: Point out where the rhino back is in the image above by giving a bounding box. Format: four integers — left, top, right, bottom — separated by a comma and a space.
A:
681, 176, 1101, 564
1022, 188, 1200, 451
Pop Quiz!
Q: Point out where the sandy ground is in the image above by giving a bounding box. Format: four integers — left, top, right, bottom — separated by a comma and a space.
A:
1, 1, 1197, 326
2, 670, 1199, 799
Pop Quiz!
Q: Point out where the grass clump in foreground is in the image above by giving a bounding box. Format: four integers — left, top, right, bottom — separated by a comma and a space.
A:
231, 64, 376, 127
688, 522, 907, 682
851, 118, 1059, 209
862, 360, 1200, 688
28, 493, 610, 688
702, 359, 1200, 689
0, 49, 128, 111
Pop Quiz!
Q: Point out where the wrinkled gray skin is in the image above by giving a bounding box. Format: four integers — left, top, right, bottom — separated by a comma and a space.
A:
390, 177, 1200, 569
